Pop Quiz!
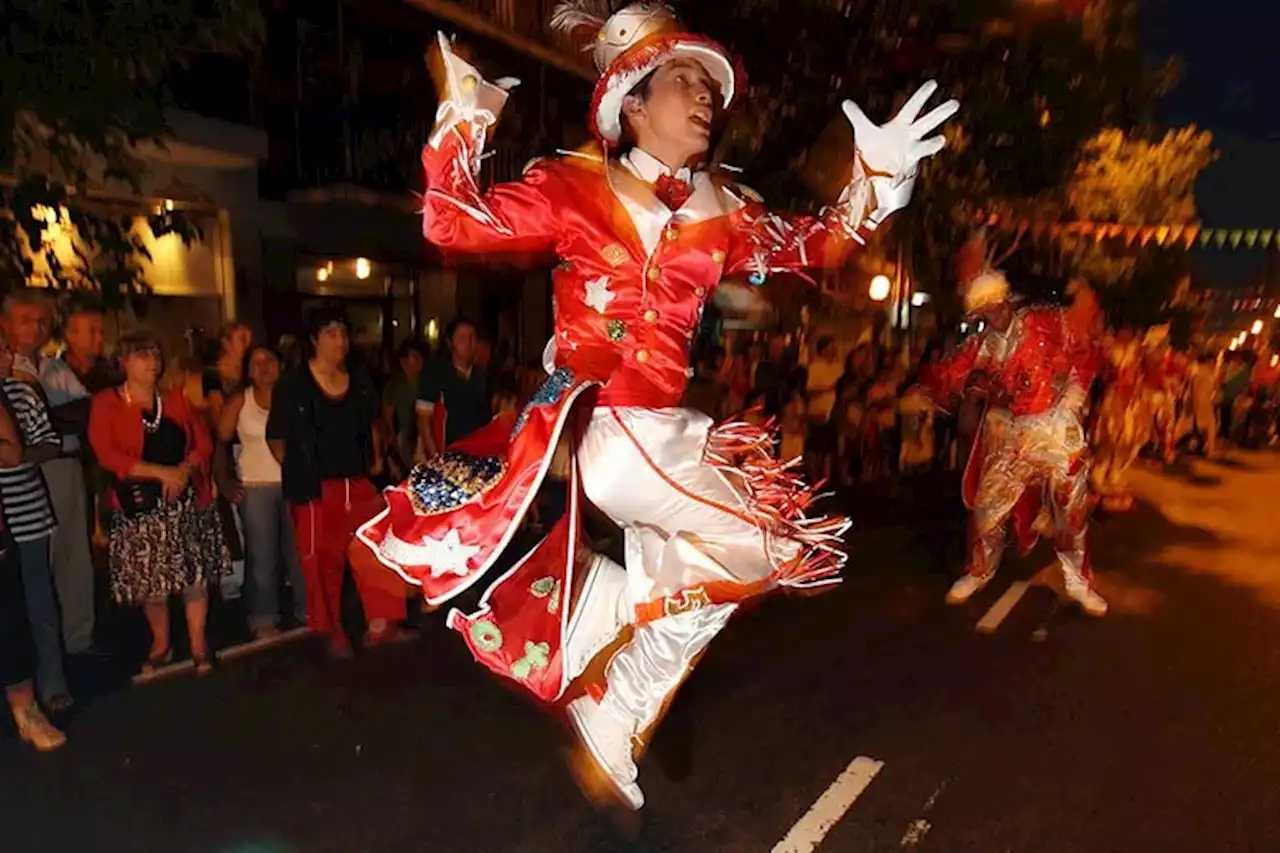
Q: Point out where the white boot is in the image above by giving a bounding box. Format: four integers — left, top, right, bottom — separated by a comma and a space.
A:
566, 694, 644, 810
1064, 579, 1108, 617
946, 572, 994, 605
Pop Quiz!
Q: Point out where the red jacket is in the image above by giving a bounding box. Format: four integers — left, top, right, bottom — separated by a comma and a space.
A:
88, 387, 215, 510
423, 130, 872, 410
923, 307, 1101, 418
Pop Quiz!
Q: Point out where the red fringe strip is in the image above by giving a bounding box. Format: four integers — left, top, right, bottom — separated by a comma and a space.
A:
703, 410, 852, 588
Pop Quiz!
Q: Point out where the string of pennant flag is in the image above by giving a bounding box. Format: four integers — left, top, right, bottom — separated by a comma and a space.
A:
981, 218, 1280, 250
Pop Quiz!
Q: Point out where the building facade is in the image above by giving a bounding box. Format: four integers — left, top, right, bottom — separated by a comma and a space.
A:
252, 0, 590, 367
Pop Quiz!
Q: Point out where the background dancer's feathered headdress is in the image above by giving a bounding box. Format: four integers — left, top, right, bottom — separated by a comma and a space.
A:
956, 229, 1011, 314
549, 1, 743, 145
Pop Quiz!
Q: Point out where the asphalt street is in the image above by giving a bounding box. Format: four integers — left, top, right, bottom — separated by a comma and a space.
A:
3, 451, 1280, 853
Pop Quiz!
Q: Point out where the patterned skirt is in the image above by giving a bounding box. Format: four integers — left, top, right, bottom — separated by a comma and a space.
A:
109, 489, 231, 605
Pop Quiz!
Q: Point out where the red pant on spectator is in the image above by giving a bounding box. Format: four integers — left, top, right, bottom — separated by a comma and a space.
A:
290, 477, 406, 637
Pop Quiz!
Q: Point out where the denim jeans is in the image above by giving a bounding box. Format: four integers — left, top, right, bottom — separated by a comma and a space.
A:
0, 535, 35, 689
222, 502, 245, 601
16, 536, 70, 701
241, 485, 306, 629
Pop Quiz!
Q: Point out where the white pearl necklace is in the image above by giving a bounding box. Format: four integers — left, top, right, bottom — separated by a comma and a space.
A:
123, 386, 163, 433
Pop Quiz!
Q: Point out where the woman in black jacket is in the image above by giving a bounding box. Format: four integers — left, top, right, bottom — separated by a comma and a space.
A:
266, 308, 413, 658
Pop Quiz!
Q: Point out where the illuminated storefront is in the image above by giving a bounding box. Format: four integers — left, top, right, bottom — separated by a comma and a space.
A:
295, 255, 420, 363
21, 197, 235, 358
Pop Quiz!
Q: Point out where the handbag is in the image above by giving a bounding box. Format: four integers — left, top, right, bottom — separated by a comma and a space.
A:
112, 479, 164, 518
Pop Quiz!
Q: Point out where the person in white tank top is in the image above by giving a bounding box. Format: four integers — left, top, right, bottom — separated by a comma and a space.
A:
216, 346, 306, 637
236, 382, 280, 485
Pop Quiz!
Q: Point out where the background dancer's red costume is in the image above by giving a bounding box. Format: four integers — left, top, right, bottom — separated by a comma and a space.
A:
921, 236, 1107, 616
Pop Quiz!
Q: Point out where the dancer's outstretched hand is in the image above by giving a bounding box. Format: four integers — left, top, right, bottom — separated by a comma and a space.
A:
427, 32, 520, 126
842, 81, 959, 226
842, 80, 959, 179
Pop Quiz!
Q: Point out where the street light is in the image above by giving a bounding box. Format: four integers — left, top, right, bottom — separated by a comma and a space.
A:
1251, 319, 1264, 335
355, 257, 371, 280
869, 274, 891, 302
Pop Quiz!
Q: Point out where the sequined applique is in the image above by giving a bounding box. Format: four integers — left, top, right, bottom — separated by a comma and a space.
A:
511, 367, 576, 438
407, 452, 506, 516
601, 243, 628, 267
530, 577, 562, 614
511, 641, 551, 680
471, 620, 503, 653
606, 319, 628, 342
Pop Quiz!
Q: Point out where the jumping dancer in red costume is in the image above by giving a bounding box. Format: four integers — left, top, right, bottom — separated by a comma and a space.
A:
353, 2, 957, 809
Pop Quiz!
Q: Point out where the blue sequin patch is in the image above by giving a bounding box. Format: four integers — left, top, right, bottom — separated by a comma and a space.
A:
407, 451, 507, 515
511, 367, 576, 439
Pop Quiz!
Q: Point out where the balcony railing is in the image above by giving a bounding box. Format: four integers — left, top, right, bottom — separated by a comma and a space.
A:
260, 104, 430, 197
405, 0, 594, 81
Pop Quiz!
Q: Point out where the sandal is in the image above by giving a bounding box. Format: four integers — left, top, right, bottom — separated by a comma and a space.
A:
44, 694, 75, 715
14, 703, 67, 753
140, 648, 173, 674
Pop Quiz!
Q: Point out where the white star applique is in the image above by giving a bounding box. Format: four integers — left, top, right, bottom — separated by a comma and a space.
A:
420, 529, 482, 578
583, 276, 615, 314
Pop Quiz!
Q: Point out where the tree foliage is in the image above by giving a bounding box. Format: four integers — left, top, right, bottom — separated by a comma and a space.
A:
0, 0, 263, 307
1068, 126, 1216, 226
680, 0, 1188, 318
1061, 125, 1216, 325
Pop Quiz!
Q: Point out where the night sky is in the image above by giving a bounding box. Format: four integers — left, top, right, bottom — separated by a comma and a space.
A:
1147, 0, 1279, 136
1146, 0, 1279, 288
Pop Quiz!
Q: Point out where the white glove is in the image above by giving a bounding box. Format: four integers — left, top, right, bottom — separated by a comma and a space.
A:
429, 32, 520, 147
842, 81, 959, 227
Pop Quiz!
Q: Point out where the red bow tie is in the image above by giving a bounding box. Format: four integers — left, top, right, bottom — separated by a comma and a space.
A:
654, 173, 693, 211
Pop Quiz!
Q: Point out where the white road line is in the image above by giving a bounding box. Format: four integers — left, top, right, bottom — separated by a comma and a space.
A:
975, 581, 1029, 634
772, 756, 885, 853
899, 818, 932, 848
899, 780, 946, 848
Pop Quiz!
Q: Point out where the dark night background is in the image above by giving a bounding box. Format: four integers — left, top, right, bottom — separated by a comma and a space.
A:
1149, 0, 1278, 136
1149, 0, 1280, 291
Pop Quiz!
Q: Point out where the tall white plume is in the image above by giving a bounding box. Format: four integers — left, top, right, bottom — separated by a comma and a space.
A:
549, 0, 615, 37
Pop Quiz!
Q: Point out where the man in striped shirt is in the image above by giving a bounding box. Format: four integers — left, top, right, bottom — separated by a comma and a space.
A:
4, 289, 96, 655
0, 327, 71, 710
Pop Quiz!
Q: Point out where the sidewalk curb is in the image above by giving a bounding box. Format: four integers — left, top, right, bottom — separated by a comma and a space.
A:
129, 627, 313, 686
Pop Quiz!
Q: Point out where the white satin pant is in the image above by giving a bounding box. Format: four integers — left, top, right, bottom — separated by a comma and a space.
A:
569, 406, 778, 735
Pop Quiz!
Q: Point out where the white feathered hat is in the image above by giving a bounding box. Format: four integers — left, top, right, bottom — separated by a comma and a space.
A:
956, 229, 1011, 314
551, 1, 742, 145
